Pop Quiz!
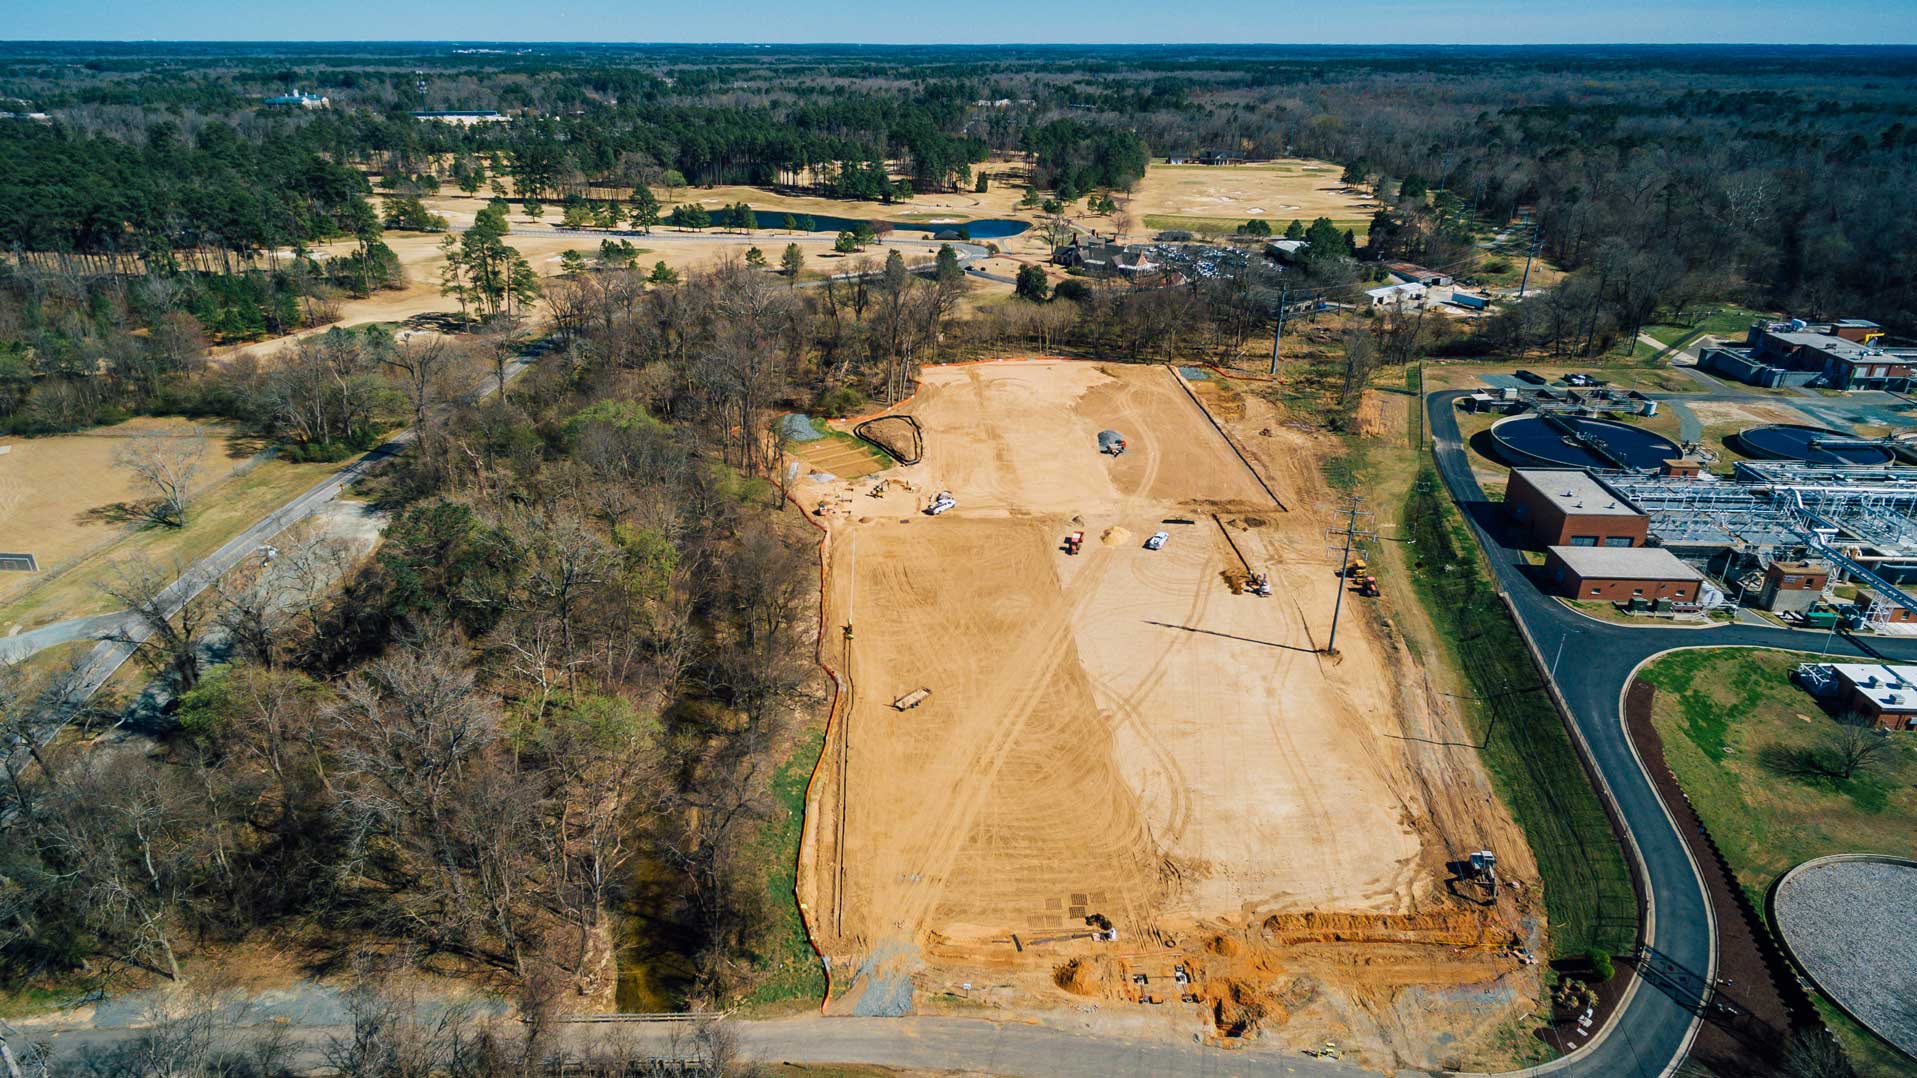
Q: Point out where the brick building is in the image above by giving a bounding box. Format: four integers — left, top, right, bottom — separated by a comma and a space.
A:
1825, 663, 1917, 730
1505, 469, 1648, 549
1757, 560, 1829, 614
1544, 545, 1704, 603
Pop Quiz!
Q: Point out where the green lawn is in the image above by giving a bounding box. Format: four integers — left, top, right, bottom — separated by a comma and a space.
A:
1642, 305, 1774, 350
1639, 647, 1917, 1076
1404, 467, 1639, 958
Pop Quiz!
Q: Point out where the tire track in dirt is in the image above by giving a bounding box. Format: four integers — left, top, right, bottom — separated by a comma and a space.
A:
888, 530, 1129, 939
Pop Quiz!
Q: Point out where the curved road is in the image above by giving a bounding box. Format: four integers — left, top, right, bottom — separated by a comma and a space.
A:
1428, 389, 1917, 1078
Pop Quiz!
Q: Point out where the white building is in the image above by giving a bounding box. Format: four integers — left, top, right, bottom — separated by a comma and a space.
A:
263, 90, 329, 109
1366, 282, 1428, 309
411, 110, 509, 125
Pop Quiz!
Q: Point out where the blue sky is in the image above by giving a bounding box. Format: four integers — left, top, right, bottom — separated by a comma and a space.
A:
6, 0, 1915, 44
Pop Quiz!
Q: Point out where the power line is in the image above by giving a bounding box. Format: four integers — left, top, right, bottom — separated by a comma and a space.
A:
1322, 496, 1378, 656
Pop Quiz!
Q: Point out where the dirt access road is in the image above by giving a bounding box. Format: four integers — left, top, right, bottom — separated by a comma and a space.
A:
793, 361, 1541, 1070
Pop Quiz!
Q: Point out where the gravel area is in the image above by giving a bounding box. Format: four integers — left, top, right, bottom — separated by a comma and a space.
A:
1774, 858, 1917, 1057
780, 413, 824, 442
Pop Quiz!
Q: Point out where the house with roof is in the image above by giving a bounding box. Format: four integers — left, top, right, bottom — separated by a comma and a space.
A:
1382, 260, 1453, 287
1054, 238, 1159, 276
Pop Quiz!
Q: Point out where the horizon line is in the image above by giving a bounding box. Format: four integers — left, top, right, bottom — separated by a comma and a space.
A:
6, 39, 1917, 48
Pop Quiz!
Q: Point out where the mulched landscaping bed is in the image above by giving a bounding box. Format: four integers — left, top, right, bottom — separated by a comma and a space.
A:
1624, 678, 1821, 1074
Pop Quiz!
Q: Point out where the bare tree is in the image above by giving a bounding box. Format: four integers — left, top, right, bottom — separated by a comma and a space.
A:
381, 337, 462, 437
1338, 328, 1381, 408
325, 962, 474, 1078
101, 558, 215, 695
112, 427, 207, 528
1823, 714, 1890, 781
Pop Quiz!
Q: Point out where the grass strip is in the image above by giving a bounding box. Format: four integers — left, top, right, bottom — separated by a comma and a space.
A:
742, 727, 830, 1005
1404, 467, 1639, 957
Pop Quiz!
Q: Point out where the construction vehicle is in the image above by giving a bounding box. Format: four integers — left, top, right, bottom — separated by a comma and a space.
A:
1097, 429, 1128, 457
1342, 556, 1369, 578
1356, 573, 1380, 597
1145, 530, 1170, 551
1063, 531, 1084, 555
868, 479, 890, 498
925, 491, 957, 516
1248, 571, 1272, 597
1469, 849, 1499, 900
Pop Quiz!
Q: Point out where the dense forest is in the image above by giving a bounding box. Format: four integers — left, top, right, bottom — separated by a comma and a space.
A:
1, 42, 1913, 357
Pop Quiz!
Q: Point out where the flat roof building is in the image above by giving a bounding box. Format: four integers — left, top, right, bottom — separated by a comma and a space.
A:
1505, 468, 1648, 549
1365, 282, 1427, 308
264, 90, 329, 109
412, 110, 508, 124
1824, 663, 1917, 729
1703, 318, 1917, 390
1758, 560, 1829, 614
1544, 544, 1704, 603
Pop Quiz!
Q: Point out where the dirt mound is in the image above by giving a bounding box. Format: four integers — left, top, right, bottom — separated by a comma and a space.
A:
1100, 526, 1133, 546
1206, 976, 1273, 1037
1052, 956, 1120, 997
854, 414, 924, 464
1258, 910, 1506, 948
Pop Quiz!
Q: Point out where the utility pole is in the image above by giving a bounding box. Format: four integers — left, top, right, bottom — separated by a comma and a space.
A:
1322, 496, 1378, 656
1517, 220, 1543, 299
1268, 281, 1291, 375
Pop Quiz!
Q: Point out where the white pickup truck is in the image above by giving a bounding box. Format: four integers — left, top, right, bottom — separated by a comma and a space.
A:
926, 491, 957, 516
1144, 531, 1170, 550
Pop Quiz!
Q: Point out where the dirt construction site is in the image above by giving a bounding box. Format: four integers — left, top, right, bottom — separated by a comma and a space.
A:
793, 361, 1548, 1070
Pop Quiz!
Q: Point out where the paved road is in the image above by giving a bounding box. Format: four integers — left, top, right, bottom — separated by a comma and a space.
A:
29, 339, 554, 723
1428, 389, 1917, 1078
0, 611, 128, 665
30, 1014, 1373, 1077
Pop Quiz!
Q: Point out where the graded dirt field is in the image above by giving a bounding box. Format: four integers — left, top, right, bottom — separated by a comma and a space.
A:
0, 418, 249, 603
794, 361, 1542, 1069
1130, 159, 1379, 233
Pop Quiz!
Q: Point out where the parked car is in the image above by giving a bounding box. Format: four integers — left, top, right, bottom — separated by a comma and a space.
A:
1145, 531, 1170, 550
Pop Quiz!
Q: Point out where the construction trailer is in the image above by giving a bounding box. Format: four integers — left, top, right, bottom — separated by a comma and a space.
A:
891, 687, 932, 711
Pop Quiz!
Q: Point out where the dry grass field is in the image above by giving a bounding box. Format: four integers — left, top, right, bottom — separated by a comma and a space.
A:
1131, 159, 1379, 234
792, 361, 1542, 1068
0, 418, 251, 603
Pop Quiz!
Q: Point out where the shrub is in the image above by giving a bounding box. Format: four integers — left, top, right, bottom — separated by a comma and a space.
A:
816, 385, 866, 418
1586, 947, 1615, 981
1053, 279, 1094, 303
